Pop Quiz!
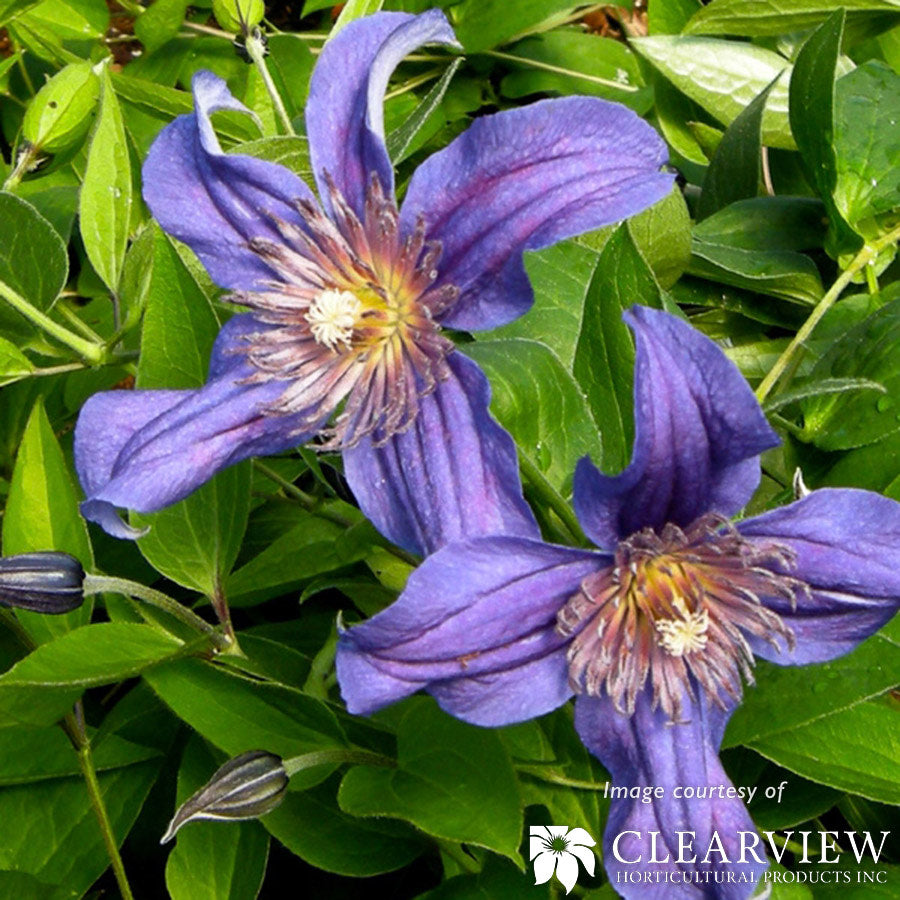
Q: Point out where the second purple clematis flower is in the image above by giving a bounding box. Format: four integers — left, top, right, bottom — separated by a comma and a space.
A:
337, 306, 900, 899
73, 9, 673, 551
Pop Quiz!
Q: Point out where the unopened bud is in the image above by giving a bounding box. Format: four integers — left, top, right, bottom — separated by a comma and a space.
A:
0, 552, 85, 614
22, 62, 100, 154
161, 750, 288, 844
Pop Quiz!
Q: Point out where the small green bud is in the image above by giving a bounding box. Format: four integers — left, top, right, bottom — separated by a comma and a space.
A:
22, 62, 100, 154
161, 750, 288, 844
0, 552, 85, 614
212, 0, 265, 34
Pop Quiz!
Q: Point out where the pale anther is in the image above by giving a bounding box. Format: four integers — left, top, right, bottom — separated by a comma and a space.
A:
306, 289, 361, 350
656, 608, 710, 657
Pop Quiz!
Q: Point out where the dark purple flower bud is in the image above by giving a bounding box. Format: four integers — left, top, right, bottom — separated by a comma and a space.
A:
161, 750, 288, 844
0, 552, 85, 614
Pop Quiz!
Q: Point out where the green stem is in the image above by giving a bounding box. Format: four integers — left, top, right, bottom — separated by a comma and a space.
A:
182, 20, 232, 39
438, 840, 480, 874
253, 460, 420, 567
58, 301, 106, 343
0, 280, 106, 364
283, 747, 395, 776
519, 454, 587, 546
2, 143, 38, 191
756, 223, 900, 403
485, 49, 640, 93
384, 67, 442, 100
64, 703, 135, 900
83, 575, 233, 652
244, 27, 296, 136
31, 362, 89, 377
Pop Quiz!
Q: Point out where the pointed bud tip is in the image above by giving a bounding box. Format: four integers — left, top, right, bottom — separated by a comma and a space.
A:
161, 750, 288, 844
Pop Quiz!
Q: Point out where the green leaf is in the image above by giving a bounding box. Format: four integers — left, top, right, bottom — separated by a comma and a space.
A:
145, 658, 347, 769
331, 0, 383, 36
0, 0, 41, 27
227, 507, 369, 606
622, 186, 692, 290
763, 376, 885, 413
648, 0, 702, 34
693, 197, 828, 252
135, 227, 219, 390
573, 225, 661, 473
129, 229, 250, 594
420, 856, 553, 900
0, 193, 68, 332
789, 8, 863, 256
801, 299, 900, 449
499, 30, 651, 112
2, 399, 93, 643
0, 335, 35, 386
833, 61, 900, 233
79, 66, 132, 295
166, 736, 269, 900
684, 0, 900, 38
0, 726, 159, 786
0, 623, 184, 727
750, 696, 900, 804
266, 34, 316, 122
22, 60, 99, 153
118, 223, 156, 332
264, 773, 425, 876
0, 623, 184, 688
725, 621, 900, 748
451, 0, 579, 53
484, 241, 600, 370
339, 698, 523, 864
464, 339, 602, 496
0, 759, 160, 895
134, 462, 252, 597
387, 57, 463, 161
653, 74, 709, 166
233, 135, 311, 179
133, 0, 188, 53
13, 0, 107, 46
689, 241, 823, 304
630, 35, 794, 149
697, 78, 775, 220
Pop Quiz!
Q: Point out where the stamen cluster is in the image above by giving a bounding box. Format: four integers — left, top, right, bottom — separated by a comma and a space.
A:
557, 514, 801, 722
231, 175, 459, 449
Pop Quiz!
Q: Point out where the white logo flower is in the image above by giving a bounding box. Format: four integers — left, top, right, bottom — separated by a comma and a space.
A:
529, 825, 596, 894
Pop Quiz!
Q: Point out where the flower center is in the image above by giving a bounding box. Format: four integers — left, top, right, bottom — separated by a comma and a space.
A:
306, 289, 362, 350
655, 604, 710, 657
231, 173, 459, 449
549, 836, 569, 853
556, 513, 800, 722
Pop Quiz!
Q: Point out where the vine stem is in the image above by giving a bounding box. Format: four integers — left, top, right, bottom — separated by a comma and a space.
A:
244, 28, 296, 136
252, 459, 420, 567
755, 222, 900, 403
0, 280, 106, 364
83, 574, 233, 652
283, 747, 395, 775
519, 454, 588, 546
485, 49, 640, 93
64, 703, 135, 900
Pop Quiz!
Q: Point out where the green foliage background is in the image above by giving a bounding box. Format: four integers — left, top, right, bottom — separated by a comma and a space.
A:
0, 0, 898, 897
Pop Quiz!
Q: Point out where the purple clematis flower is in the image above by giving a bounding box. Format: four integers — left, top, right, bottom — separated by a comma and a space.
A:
73, 9, 673, 552
336, 306, 900, 898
